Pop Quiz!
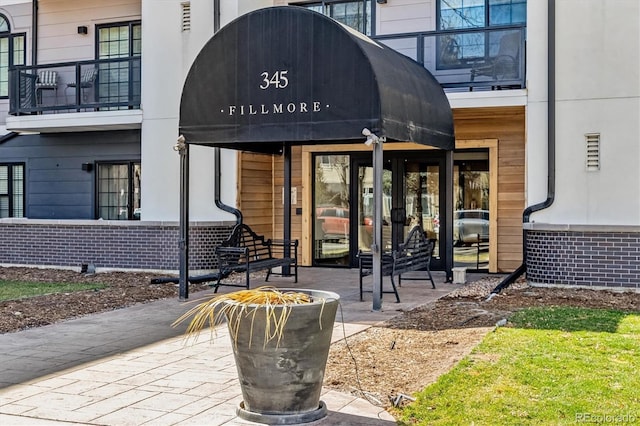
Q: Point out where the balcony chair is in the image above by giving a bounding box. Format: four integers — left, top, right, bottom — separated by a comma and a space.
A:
470, 31, 520, 89
35, 70, 58, 106
65, 68, 98, 104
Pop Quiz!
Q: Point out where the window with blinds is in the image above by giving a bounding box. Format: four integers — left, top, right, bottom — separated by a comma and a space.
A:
0, 163, 24, 218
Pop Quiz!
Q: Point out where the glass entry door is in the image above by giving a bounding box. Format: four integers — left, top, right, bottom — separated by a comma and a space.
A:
354, 157, 443, 270
312, 151, 470, 271
97, 21, 142, 108
453, 152, 490, 270
313, 154, 351, 266
356, 163, 392, 256
403, 160, 441, 264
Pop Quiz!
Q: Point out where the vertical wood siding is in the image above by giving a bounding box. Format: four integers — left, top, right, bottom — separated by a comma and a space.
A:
239, 106, 525, 272
453, 106, 525, 272
237, 152, 274, 239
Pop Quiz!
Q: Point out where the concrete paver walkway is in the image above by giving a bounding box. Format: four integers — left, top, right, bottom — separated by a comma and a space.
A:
0, 267, 476, 425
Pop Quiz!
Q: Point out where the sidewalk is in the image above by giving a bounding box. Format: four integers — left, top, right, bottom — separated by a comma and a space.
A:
0, 268, 474, 425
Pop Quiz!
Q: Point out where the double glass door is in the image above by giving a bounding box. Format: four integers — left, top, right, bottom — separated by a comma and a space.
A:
355, 159, 442, 263
313, 153, 444, 269
312, 150, 491, 270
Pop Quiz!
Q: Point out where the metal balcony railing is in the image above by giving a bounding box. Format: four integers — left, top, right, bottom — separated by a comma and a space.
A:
373, 26, 526, 92
9, 57, 141, 115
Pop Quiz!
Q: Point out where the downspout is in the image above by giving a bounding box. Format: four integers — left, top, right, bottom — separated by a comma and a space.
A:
213, 0, 220, 32
32, 0, 38, 65
490, 0, 556, 295
215, 147, 242, 225
210, 1, 240, 224
0, 132, 19, 144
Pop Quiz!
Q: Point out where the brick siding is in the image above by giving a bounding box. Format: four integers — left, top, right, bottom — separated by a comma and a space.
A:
526, 230, 640, 288
0, 220, 235, 272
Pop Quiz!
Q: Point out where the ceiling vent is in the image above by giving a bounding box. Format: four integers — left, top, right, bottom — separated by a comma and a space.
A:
585, 133, 600, 171
181, 2, 191, 32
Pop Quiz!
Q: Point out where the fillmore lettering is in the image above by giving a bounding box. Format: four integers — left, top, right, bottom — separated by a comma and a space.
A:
227, 101, 324, 116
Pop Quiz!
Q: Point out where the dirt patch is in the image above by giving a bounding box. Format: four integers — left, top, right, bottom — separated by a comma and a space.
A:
324, 277, 640, 408
2, 266, 640, 410
0, 267, 211, 333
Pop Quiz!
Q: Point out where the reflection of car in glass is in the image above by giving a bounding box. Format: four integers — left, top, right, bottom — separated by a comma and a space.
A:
430, 214, 440, 234
316, 207, 350, 239
316, 207, 376, 241
454, 210, 489, 245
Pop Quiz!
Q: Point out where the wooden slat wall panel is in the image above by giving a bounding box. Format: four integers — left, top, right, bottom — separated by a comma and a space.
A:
454, 106, 525, 272
239, 106, 525, 272
238, 152, 273, 238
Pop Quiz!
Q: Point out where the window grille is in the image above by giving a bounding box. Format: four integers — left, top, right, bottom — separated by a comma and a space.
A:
0, 163, 24, 218
181, 2, 191, 32
585, 133, 600, 171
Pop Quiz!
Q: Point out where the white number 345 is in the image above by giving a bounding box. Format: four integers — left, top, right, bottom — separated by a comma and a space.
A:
259, 70, 289, 89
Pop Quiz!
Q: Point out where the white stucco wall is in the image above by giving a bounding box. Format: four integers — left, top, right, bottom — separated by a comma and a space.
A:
523, 0, 549, 215
220, 0, 273, 27
142, 0, 215, 222
527, 0, 640, 226
141, 0, 274, 222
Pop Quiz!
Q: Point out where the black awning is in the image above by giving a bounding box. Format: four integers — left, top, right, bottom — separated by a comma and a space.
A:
179, 6, 454, 154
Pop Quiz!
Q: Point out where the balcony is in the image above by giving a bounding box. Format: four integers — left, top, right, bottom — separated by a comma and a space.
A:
373, 26, 525, 93
6, 57, 142, 133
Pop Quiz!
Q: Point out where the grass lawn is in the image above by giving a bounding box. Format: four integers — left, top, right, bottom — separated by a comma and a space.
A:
0, 280, 107, 301
398, 306, 640, 425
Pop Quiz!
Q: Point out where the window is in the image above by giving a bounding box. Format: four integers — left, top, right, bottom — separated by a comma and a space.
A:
0, 163, 24, 218
313, 154, 351, 266
0, 14, 26, 98
453, 151, 490, 270
97, 162, 141, 220
438, 0, 526, 30
97, 21, 141, 108
437, 0, 525, 68
295, 1, 371, 35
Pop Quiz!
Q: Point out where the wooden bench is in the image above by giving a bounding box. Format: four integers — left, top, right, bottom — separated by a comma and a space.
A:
213, 223, 298, 292
358, 226, 435, 302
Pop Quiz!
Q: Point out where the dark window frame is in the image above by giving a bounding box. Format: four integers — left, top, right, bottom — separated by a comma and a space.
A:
0, 162, 25, 218
96, 161, 141, 220
292, 0, 372, 35
436, 0, 526, 30
435, 1, 525, 70
0, 13, 26, 99
94, 20, 142, 109
95, 20, 142, 59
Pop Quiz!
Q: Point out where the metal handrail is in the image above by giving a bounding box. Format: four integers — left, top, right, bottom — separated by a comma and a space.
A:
9, 56, 141, 115
372, 25, 526, 91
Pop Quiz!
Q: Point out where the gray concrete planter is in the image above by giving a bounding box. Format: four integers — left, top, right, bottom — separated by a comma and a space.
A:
226, 289, 340, 425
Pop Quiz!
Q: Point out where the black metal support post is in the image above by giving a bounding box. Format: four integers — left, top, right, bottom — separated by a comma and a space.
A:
444, 149, 454, 282
32, 0, 38, 66
372, 136, 384, 311
283, 144, 292, 276
177, 136, 190, 300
